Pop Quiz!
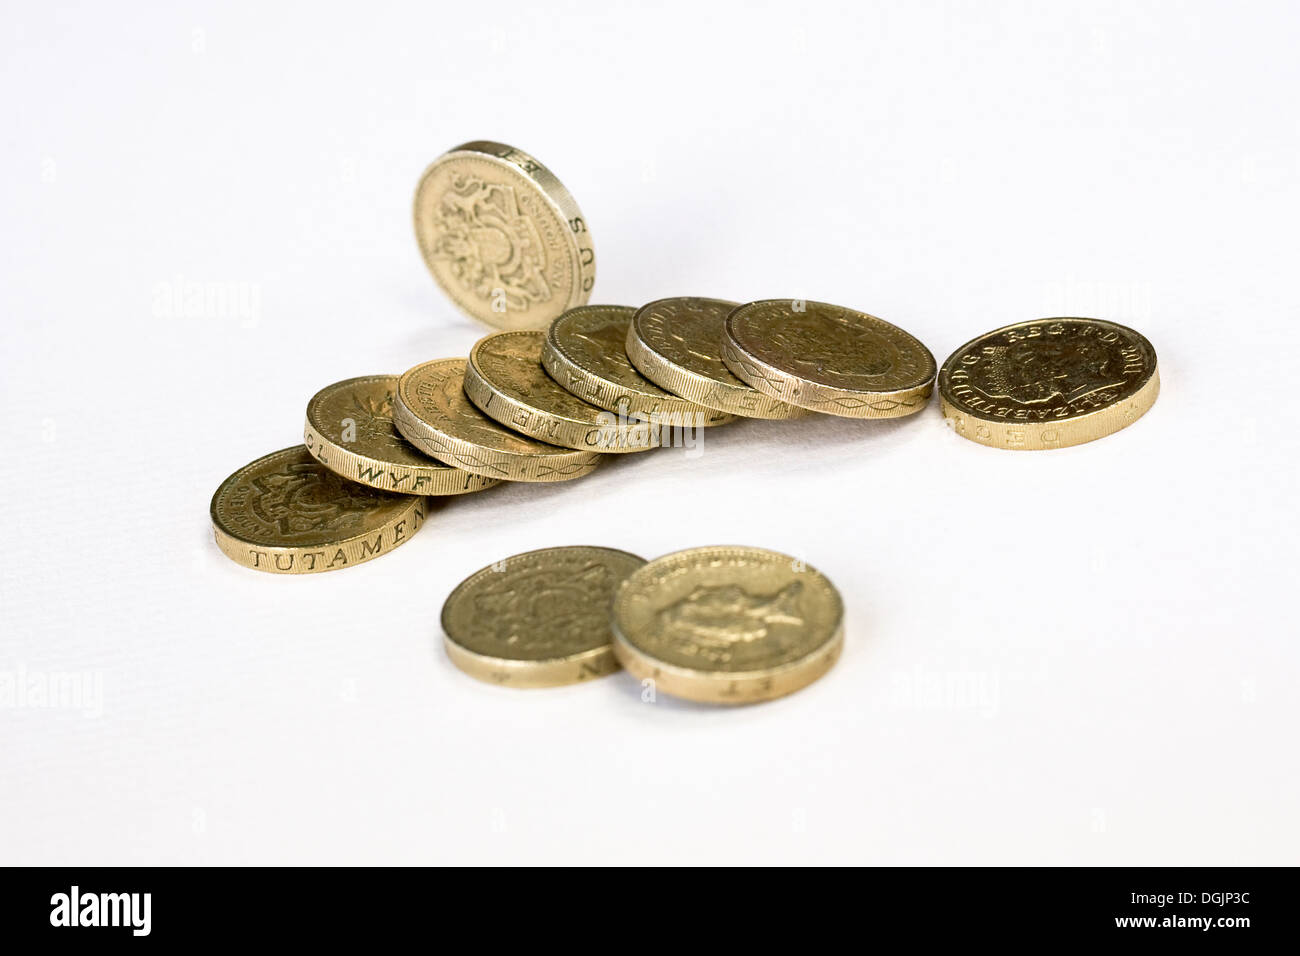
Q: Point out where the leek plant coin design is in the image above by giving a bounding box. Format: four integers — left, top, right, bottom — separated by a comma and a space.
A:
442, 546, 646, 688
938, 317, 1159, 450
210, 446, 427, 574
304, 375, 500, 495
612, 545, 844, 704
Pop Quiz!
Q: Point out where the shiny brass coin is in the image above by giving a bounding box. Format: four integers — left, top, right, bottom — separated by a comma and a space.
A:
442, 546, 646, 688
626, 297, 807, 420
938, 317, 1159, 450
612, 546, 844, 705
304, 375, 500, 495
413, 140, 595, 331
723, 299, 937, 418
465, 330, 659, 453
210, 446, 427, 574
541, 304, 734, 427
394, 358, 600, 482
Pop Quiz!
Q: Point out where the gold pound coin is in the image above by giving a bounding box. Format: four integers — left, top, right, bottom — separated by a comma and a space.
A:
612, 546, 844, 705
723, 299, 937, 418
465, 330, 659, 453
304, 375, 500, 495
938, 317, 1159, 450
210, 446, 427, 574
626, 297, 807, 420
541, 304, 734, 427
442, 546, 646, 688
394, 358, 601, 482
413, 140, 595, 330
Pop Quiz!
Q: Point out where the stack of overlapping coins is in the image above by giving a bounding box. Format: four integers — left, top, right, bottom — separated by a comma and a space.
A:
210, 140, 1159, 704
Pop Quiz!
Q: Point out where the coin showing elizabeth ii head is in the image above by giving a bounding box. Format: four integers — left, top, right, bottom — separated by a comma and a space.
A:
937, 317, 1159, 450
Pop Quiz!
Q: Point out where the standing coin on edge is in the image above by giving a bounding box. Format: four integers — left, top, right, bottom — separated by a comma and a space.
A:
541, 304, 734, 427
304, 375, 500, 495
612, 546, 844, 705
938, 317, 1159, 450
723, 299, 937, 418
413, 140, 595, 331
210, 446, 427, 574
442, 546, 647, 688
626, 297, 807, 420
394, 358, 601, 482
465, 330, 659, 453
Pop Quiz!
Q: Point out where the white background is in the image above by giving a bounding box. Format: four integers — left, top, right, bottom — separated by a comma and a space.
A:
2, 0, 1296, 865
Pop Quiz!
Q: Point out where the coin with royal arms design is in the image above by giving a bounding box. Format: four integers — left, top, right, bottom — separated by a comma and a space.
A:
612, 546, 844, 704
938, 317, 1159, 450
465, 330, 659, 452
304, 375, 500, 495
394, 358, 600, 482
442, 546, 646, 688
541, 305, 734, 427
413, 140, 595, 330
723, 299, 937, 418
626, 297, 807, 420
210, 446, 427, 574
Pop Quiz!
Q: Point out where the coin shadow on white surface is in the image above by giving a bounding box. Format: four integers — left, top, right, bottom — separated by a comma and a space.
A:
419, 494, 454, 521
604, 669, 811, 717
684, 411, 931, 477
744, 410, 918, 443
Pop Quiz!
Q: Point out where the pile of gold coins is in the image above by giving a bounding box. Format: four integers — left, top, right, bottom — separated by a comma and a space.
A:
210, 140, 1160, 704
442, 545, 842, 704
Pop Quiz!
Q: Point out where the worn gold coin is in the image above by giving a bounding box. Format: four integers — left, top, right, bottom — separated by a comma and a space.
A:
394, 358, 600, 482
541, 304, 734, 428
413, 140, 595, 331
465, 330, 659, 452
442, 546, 646, 688
304, 375, 500, 495
612, 546, 844, 705
723, 299, 937, 418
626, 297, 807, 420
210, 446, 427, 574
938, 317, 1159, 450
